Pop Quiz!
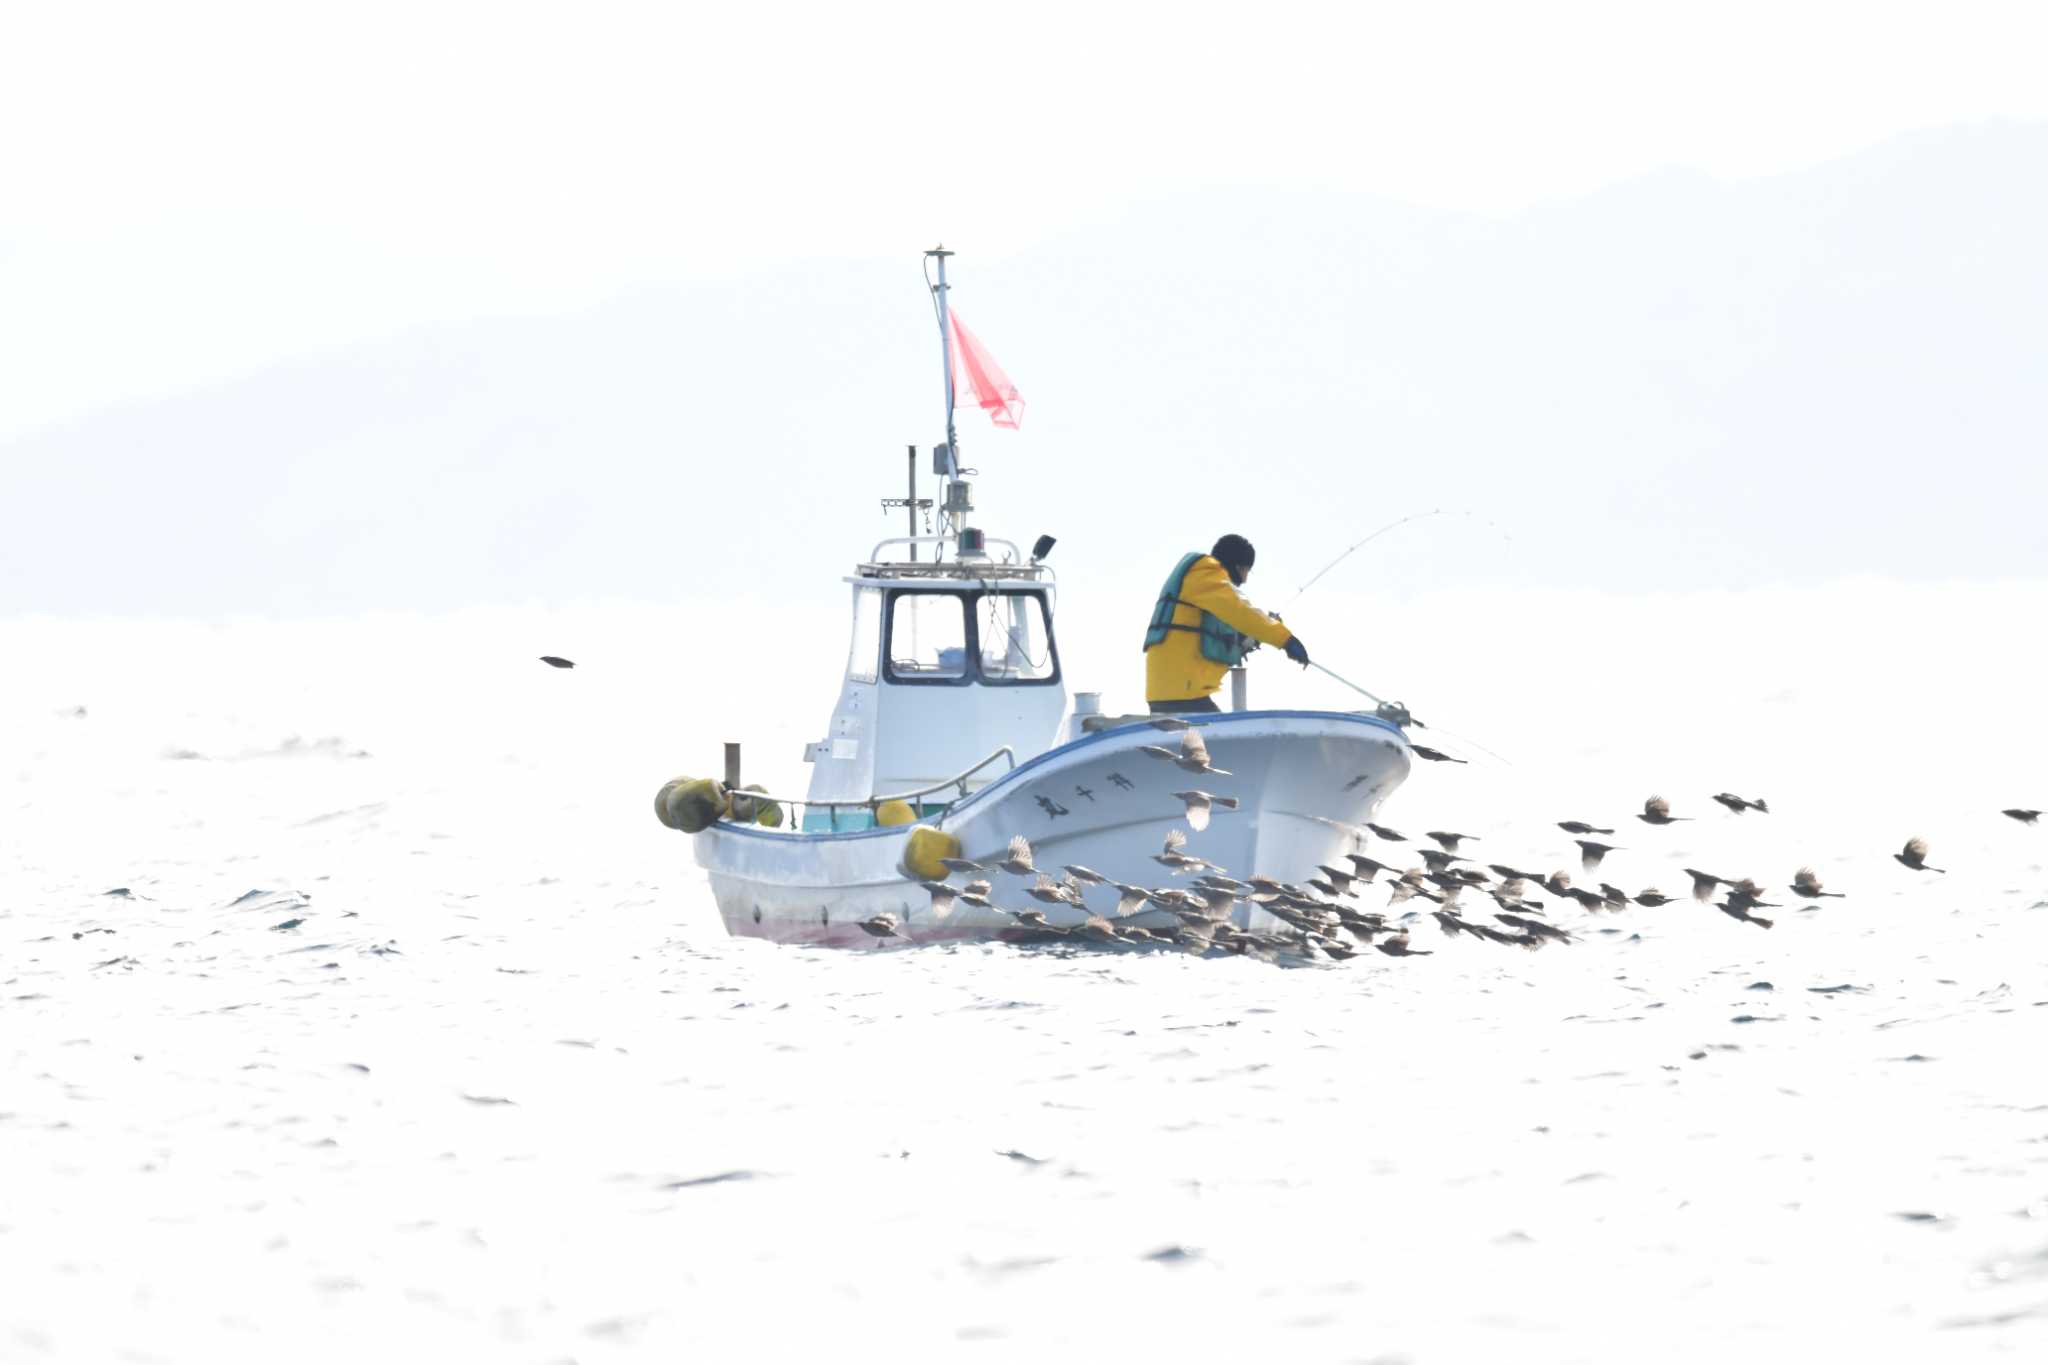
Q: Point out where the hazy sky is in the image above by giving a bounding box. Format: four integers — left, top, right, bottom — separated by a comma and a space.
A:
5, 0, 2047, 438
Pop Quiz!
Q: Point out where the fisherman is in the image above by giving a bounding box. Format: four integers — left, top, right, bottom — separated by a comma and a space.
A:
1143, 534, 1309, 713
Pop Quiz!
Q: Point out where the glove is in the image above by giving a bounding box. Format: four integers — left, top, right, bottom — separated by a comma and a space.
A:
1284, 636, 1310, 666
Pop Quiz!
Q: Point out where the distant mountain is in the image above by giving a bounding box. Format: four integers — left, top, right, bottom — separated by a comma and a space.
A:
5, 122, 2044, 614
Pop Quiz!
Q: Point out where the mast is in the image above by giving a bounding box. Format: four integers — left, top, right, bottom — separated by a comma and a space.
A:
925, 245, 978, 549
928, 245, 960, 484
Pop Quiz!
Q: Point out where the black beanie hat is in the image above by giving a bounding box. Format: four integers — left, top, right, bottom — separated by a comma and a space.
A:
1211, 534, 1256, 573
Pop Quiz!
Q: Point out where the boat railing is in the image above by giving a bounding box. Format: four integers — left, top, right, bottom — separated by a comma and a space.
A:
727, 744, 1019, 831
869, 534, 1025, 564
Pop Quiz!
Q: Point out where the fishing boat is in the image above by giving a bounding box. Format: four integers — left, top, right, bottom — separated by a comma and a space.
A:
675, 249, 1414, 946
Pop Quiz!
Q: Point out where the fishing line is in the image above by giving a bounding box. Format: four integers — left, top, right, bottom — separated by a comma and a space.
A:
1289, 508, 1516, 605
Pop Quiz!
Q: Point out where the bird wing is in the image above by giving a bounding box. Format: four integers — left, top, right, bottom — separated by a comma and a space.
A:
1163, 827, 1187, 854
1181, 729, 1212, 764
1008, 834, 1033, 864
1904, 836, 1928, 861
1645, 795, 1669, 818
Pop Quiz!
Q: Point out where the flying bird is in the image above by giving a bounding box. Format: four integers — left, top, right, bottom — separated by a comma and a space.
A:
1575, 839, 1620, 872
1711, 792, 1769, 814
1410, 745, 1466, 764
1153, 828, 1214, 875
1418, 848, 1468, 874
1062, 864, 1108, 886
1374, 932, 1433, 957
921, 881, 961, 918
997, 836, 1037, 877
1713, 898, 1775, 929
1344, 854, 1396, 882
857, 912, 905, 940
1316, 864, 1357, 895
539, 656, 575, 669
939, 856, 988, 877
1893, 837, 1945, 873
1426, 831, 1477, 853
1495, 912, 1572, 945
1637, 795, 1689, 825
1026, 875, 1084, 906
1139, 728, 1231, 776
1632, 888, 1680, 908
1363, 822, 1407, 842
1681, 868, 1727, 903
1172, 789, 1241, 832
1788, 867, 1842, 898
2002, 808, 2041, 824
1558, 821, 1614, 836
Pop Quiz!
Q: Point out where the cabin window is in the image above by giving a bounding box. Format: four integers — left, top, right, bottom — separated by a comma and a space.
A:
887, 592, 970, 682
847, 587, 882, 683
977, 592, 1059, 684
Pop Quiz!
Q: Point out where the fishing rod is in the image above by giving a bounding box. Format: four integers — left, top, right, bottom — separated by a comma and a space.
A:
1309, 662, 1515, 767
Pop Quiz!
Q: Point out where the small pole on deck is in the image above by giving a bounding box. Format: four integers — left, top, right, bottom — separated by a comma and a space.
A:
905, 444, 918, 561
723, 742, 741, 790
1229, 667, 1248, 713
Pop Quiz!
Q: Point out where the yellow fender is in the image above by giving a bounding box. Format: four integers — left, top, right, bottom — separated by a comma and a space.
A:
901, 824, 961, 880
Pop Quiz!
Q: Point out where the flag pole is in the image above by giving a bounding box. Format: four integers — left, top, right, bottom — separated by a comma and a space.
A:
928, 245, 960, 485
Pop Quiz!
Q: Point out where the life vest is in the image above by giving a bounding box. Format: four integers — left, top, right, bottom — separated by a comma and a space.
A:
1143, 552, 1252, 666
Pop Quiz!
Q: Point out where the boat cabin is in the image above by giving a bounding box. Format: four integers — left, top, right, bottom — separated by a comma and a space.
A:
801, 535, 1066, 830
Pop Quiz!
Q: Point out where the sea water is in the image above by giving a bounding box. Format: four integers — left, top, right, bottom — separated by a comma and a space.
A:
3, 581, 2045, 1362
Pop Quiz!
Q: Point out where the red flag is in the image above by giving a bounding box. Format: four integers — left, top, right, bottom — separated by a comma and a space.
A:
948, 308, 1024, 430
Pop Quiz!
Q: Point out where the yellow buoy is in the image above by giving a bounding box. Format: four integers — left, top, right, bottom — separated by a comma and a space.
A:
728, 782, 768, 823
875, 799, 917, 827
902, 824, 961, 880
664, 778, 728, 834
653, 777, 691, 830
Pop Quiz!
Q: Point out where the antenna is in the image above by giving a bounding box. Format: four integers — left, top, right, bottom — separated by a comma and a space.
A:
879, 443, 933, 561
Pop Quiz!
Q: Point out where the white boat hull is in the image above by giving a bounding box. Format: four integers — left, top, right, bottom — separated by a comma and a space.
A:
691, 710, 1412, 947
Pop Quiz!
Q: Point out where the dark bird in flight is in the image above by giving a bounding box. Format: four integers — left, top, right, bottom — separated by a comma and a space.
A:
2003, 808, 2041, 824
1682, 868, 1727, 903
1711, 792, 1769, 814
1316, 864, 1357, 895
1558, 820, 1614, 836
1637, 795, 1689, 825
1363, 822, 1407, 842
1790, 867, 1844, 899
1575, 839, 1619, 872
1598, 883, 1631, 911
539, 656, 575, 669
1632, 888, 1680, 908
1893, 837, 1945, 873
857, 912, 905, 940
1374, 932, 1432, 957
1426, 830, 1477, 853
1344, 854, 1396, 883
1410, 745, 1466, 764
1495, 912, 1572, 945
1713, 898, 1774, 929
1418, 848, 1468, 874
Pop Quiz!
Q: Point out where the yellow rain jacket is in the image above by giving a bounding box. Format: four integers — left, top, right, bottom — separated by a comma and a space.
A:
1143, 554, 1295, 702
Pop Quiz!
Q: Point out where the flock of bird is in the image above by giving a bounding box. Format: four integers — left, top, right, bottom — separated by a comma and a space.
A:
850, 718, 2043, 963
